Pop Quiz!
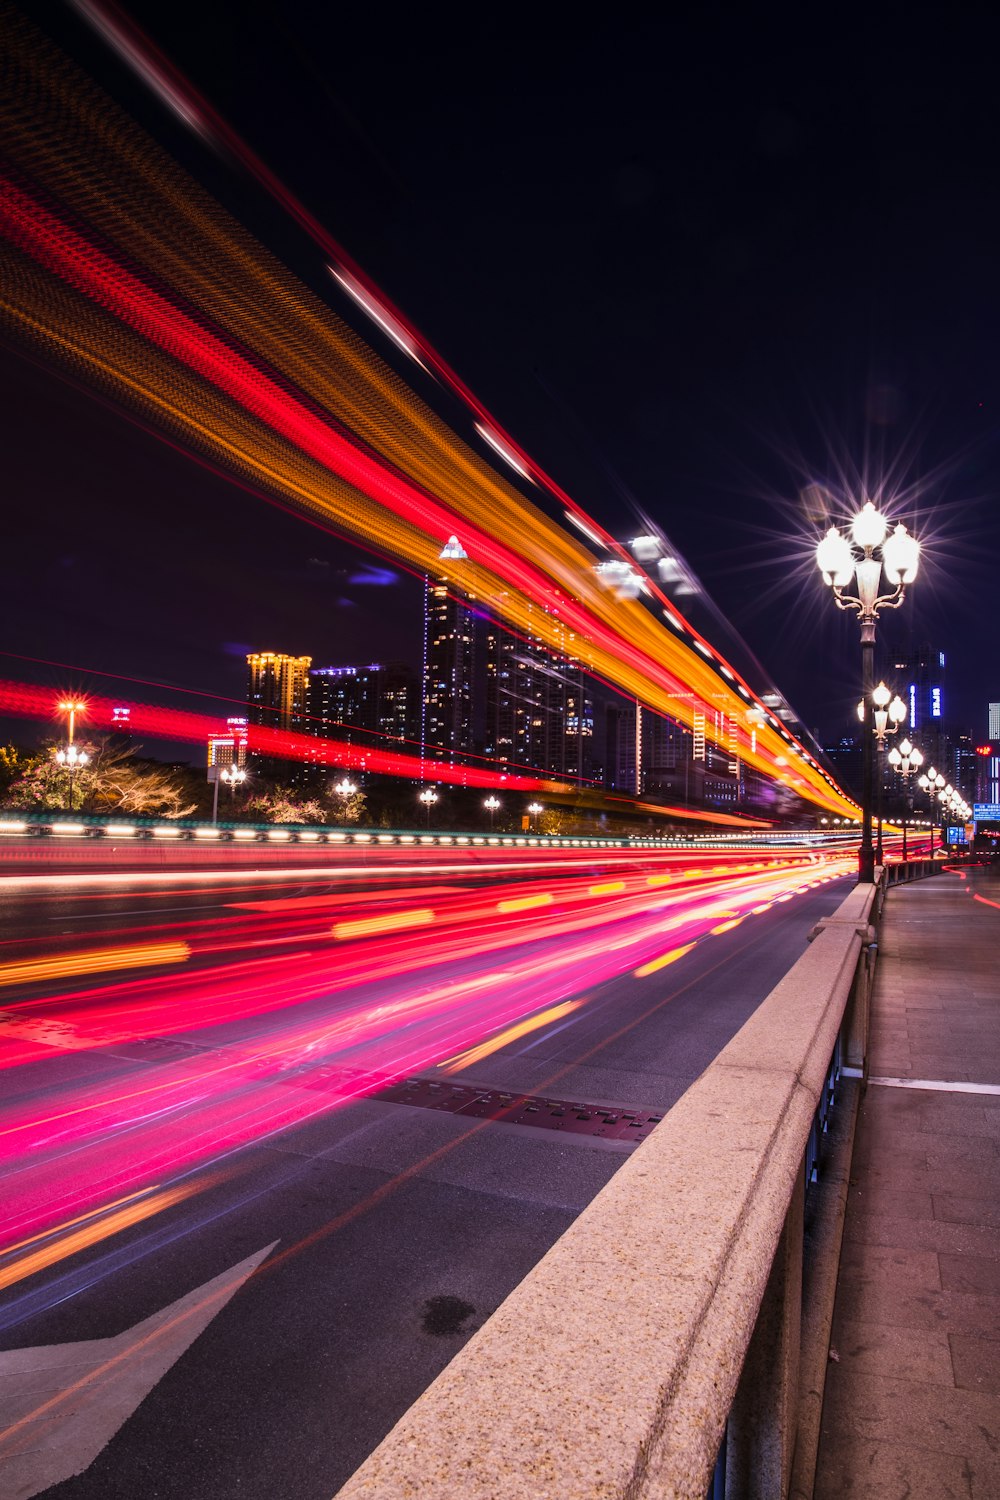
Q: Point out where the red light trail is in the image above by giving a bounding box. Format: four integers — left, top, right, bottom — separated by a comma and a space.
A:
0, 844, 854, 1298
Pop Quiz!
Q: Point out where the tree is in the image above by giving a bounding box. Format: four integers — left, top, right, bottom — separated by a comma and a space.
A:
3, 739, 198, 818
327, 780, 367, 824
242, 786, 327, 824
0, 744, 43, 796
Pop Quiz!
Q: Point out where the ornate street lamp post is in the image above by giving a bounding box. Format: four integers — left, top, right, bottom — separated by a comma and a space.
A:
527, 801, 543, 832
483, 795, 501, 831
920, 769, 946, 851
418, 787, 438, 828
55, 743, 89, 811
858, 681, 907, 865
887, 739, 923, 860
58, 698, 86, 745
817, 501, 920, 883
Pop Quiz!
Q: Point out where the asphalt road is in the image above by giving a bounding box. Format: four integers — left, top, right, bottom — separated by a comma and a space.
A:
0, 848, 854, 1499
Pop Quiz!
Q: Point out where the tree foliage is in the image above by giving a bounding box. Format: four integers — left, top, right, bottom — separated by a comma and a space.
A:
3, 739, 198, 818
328, 782, 367, 824
242, 786, 327, 824
0, 744, 44, 796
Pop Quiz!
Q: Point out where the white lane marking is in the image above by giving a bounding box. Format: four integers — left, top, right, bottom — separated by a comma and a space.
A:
0, 1241, 278, 1497
868, 1076, 1000, 1097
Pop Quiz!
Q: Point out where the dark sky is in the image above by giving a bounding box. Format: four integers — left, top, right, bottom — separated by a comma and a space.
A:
4, 1, 999, 754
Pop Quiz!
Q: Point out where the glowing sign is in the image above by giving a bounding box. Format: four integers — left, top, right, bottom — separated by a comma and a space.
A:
931, 687, 942, 718
909, 684, 916, 729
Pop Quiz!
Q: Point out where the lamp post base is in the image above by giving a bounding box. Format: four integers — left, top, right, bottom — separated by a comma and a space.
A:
858, 847, 876, 884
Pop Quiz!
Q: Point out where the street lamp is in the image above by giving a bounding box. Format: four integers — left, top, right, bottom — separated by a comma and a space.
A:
58, 699, 87, 745
55, 743, 89, 811
859, 682, 907, 748
418, 787, 438, 828
527, 801, 543, 831
483, 794, 501, 830
857, 682, 907, 864
887, 739, 923, 859
211, 763, 247, 823
919, 768, 948, 850
817, 500, 920, 882
222, 765, 247, 797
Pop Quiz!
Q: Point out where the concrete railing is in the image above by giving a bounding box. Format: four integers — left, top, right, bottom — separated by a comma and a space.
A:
333, 881, 884, 1500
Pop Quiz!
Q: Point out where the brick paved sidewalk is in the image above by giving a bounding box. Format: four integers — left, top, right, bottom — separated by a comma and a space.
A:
814, 865, 1000, 1499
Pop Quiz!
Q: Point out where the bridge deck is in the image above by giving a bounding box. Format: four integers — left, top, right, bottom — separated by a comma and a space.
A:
815, 864, 1000, 1498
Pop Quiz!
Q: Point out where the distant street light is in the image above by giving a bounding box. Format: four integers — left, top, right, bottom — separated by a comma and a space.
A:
483, 794, 501, 830
860, 681, 908, 749
418, 787, 438, 828
58, 698, 86, 745
817, 500, 920, 882
55, 743, 89, 811
858, 681, 908, 864
527, 801, 543, 831
887, 739, 923, 859
211, 763, 247, 824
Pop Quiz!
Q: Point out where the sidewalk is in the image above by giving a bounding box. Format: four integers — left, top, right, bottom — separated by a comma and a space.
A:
814, 865, 1000, 1499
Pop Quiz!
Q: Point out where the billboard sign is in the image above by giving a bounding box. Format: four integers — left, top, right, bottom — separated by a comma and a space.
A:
973, 804, 1000, 822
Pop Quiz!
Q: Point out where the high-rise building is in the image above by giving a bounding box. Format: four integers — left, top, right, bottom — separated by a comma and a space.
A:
246, 652, 312, 781
891, 644, 946, 737
246, 652, 312, 731
310, 662, 419, 756
605, 701, 693, 799
310, 665, 378, 743
988, 704, 1000, 805
423, 579, 475, 768
484, 610, 593, 781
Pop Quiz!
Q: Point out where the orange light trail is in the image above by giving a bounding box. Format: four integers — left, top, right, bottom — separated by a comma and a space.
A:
0, 14, 857, 818
439, 1000, 584, 1074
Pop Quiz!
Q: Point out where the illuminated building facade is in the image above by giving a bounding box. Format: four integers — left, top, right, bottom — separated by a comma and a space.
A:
246, 652, 311, 731
310, 663, 418, 751
891, 644, 945, 736
423, 579, 475, 766
208, 716, 248, 770
484, 609, 593, 781
246, 652, 312, 781
988, 703, 1000, 805
605, 702, 693, 799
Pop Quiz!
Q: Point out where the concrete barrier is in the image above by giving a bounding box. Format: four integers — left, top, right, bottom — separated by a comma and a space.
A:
333, 883, 880, 1500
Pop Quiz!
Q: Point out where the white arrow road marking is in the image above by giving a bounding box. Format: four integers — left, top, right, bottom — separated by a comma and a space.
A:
0, 1241, 278, 1499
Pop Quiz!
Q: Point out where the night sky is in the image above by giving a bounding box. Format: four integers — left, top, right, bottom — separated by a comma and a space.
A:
4, 2, 999, 757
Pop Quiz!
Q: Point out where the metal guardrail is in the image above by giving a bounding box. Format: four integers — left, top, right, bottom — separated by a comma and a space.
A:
0, 811, 862, 853
332, 863, 941, 1500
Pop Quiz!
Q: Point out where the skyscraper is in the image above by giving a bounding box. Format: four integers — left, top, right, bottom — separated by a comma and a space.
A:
423, 579, 475, 769
246, 653, 312, 731
891, 644, 946, 737
310, 662, 419, 758
484, 610, 593, 781
246, 652, 312, 781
